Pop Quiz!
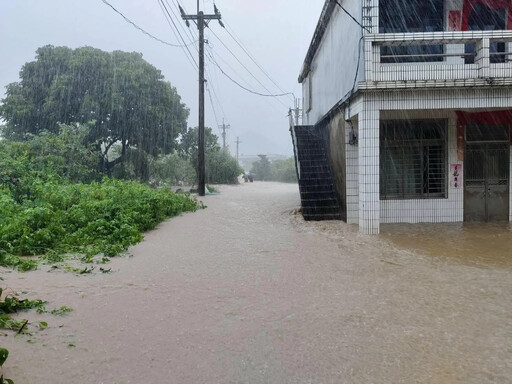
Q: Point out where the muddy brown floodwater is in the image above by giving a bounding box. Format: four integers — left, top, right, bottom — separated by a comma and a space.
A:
1, 182, 512, 383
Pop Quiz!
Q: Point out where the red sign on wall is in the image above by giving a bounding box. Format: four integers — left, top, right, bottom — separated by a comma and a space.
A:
449, 10, 462, 31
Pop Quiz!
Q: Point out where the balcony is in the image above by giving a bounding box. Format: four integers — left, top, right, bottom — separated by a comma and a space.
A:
361, 30, 512, 89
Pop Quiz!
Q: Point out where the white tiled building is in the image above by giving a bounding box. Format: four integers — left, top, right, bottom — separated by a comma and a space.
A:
295, 0, 512, 234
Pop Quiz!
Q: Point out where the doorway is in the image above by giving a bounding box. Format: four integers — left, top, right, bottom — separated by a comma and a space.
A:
464, 124, 510, 221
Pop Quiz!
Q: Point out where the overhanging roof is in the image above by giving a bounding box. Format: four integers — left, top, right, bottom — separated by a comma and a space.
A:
298, 0, 336, 83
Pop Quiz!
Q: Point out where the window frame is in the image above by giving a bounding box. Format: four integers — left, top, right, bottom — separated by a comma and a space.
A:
380, 119, 449, 200
378, 0, 445, 63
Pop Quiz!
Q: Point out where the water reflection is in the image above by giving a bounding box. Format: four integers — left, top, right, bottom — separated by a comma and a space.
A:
381, 222, 512, 269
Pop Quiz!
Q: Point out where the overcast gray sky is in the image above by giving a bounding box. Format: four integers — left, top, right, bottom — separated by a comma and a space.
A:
0, 0, 322, 156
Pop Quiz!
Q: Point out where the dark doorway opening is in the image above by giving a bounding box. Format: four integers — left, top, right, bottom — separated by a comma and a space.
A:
464, 124, 510, 222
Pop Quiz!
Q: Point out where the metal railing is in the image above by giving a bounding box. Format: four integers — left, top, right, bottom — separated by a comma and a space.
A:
364, 30, 512, 83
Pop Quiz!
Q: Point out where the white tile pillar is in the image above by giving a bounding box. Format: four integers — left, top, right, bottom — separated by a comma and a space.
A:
358, 99, 380, 235
476, 38, 490, 79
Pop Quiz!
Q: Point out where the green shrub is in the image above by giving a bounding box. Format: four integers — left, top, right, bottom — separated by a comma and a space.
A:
0, 178, 198, 267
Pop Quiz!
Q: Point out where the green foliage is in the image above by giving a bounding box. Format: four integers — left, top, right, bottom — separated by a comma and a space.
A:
0, 178, 198, 264
178, 126, 220, 162
270, 158, 298, 183
0, 347, 13, 384
0, 297, 45, 315
49, 306, 73, 316
0, 348, 8, 367
250, 156, 297, 183
0, 130, 198, 267
0, 45, 189, 174
0, 376, 14, 384
149, 152, 196, 186
0, 294, 45, 336
0, 123, 101, 203
178, 127, 241, 185
251, 155, 272, 181
206, 148, 243, 185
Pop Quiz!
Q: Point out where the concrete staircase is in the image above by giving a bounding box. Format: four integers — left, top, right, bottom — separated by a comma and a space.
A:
292, 126, 342, 221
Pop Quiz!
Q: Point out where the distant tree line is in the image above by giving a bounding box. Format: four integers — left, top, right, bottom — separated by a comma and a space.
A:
251, 155, 297, 183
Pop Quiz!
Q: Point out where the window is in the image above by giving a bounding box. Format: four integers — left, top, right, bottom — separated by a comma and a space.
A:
380, 120, 447, 200
379, 0, 444, 63
464, 4, 508, 64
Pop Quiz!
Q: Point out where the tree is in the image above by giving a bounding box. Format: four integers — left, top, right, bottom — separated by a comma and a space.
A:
271, 158, 297, 183
0, 45, 189, 173
178, 126, 220, 162
150, 152, 196, 186
178, 127, 242, 185
206, 148, 243, 184
251, 155, 272, 181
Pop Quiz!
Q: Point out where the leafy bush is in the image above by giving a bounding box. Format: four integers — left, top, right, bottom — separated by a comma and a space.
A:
0, 178, 198, 266
150, 152, 196, 186
0, 130, 198, 269
206, 148, 243, 185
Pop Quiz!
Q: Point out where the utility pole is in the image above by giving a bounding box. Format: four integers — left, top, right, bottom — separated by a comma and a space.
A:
219, 118, 230, 149
180, 3, 223, 196
294, 98, 302, 126
235, 137, 242, 165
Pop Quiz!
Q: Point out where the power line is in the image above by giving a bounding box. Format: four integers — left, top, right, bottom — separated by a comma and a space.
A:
333, 0, 371, 33
205, 43, 288, 115
206, 84, 220, 129
157, 0, 199, 70
101, 0, 194, 48
206, 47, 294, 98
223, 24, 294, 103
207, 28, 290, 108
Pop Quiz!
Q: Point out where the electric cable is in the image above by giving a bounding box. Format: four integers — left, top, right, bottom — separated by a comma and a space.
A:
157, 0, 199, 70
101, 0, 194, 48
207, 28, 290, 108
223, 24, 294, 103
334, 0, 371, 33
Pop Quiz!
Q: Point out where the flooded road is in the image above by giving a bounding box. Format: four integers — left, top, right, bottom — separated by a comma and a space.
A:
382, 222, 512, 270
2, 182, 512, 383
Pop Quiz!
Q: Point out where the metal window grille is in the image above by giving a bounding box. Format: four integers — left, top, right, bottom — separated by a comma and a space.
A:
380, 119, 448, 200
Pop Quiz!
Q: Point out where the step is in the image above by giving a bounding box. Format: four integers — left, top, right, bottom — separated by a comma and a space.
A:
299, 178, 334, 186
300, 185, 337, 193
300, 190, 338, 199
302, 206, 341, 215
297, 153, 327, 160
298, 159, 327, 167
303, 213, 343, 221
297, 145, 324, 151
300, 171, 331, 179
302, 199, 340, 208
296, 140, 323, 146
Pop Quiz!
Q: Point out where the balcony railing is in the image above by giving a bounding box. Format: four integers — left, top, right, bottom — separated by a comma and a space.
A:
363, 30, 512, 84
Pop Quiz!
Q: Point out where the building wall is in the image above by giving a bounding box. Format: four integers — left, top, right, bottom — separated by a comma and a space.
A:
346, 124, 359, 224
345, 89, 512, 231
380, 110, 464, 223
303, 0, 364, 125
327, 112, 348, 220
510, 146, 512, 222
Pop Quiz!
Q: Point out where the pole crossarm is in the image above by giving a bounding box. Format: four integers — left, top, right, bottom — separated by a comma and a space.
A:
182, 14, 222, 20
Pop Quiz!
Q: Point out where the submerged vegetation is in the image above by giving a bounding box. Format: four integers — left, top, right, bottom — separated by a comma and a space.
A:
0, 46, 244, 271
0, 126, 198, 270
